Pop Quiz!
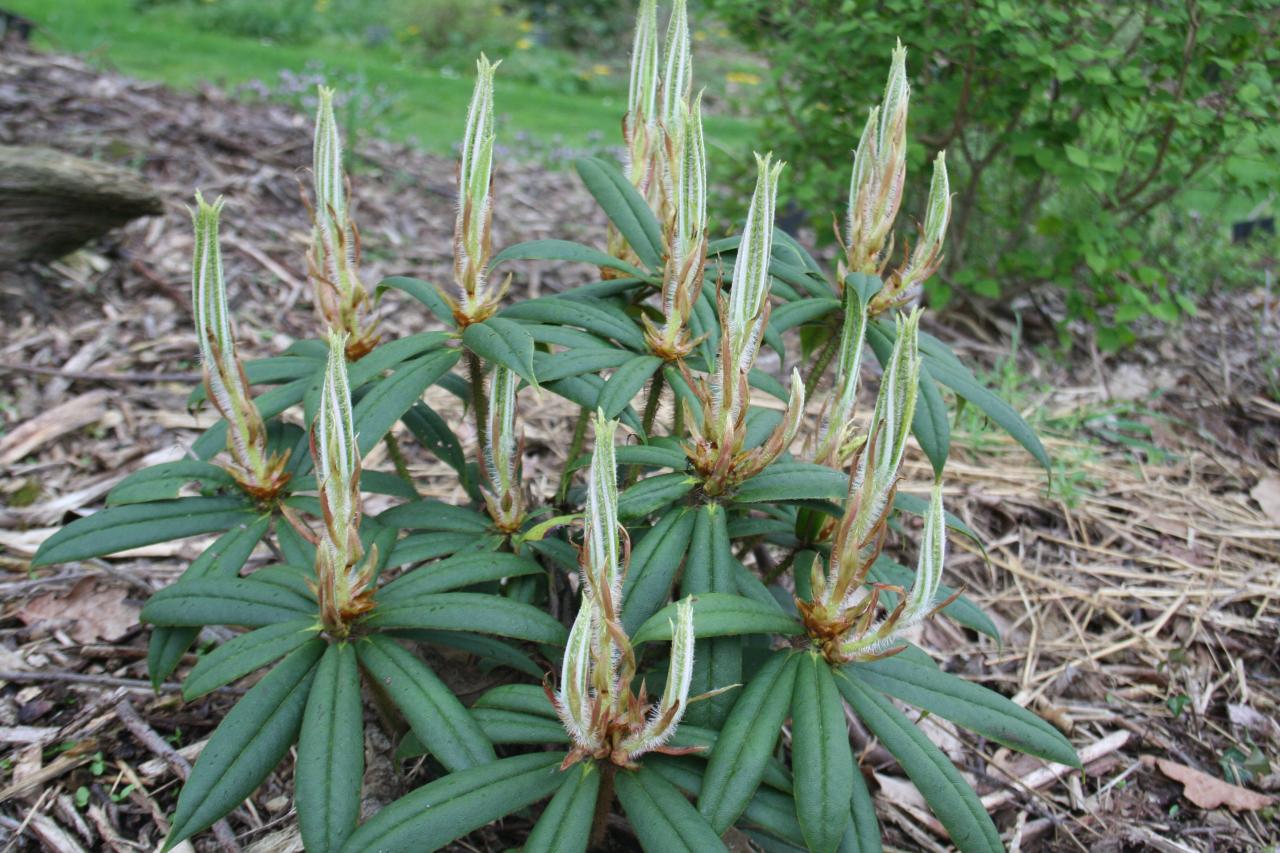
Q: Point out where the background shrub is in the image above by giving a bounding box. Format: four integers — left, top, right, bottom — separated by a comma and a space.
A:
706, 0, 1280, 348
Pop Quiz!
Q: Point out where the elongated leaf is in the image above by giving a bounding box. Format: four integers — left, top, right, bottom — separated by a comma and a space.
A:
390, 629, 542, 678
32, 496, 258, 567
354, 350, 460, 456
364, 592, 568, 645
164, 640, 324, 850
621, 508, 696, 635
792, 654, 853, 853
473, 683, 556, 718
524, 761, 601, 853
574, 157, 664, 271
615, 765, 728, 853
142, 577, 315, 628
847, 658, 1078, 766
462, 317, 537, 385
734, 463, 846, 504
107, 460, 236, 506
148, 517, 270, 688
502, 298, 646, 350
545, 374, 640, 431
377, 499, 491, 533
376, 275, 457, 328
533, 347, 634, 383
560, 278, 648, 300
597, 355, 662, 420
614, 444, 689, 470
867, 556, 998, 641
699, 651, 799, 832
473, 708, 570, 744
836, 674, 1003, 852
633, 593, 803, 644
890, 492, 982, 546
385, 531, 500, 568
357, 635, 493, 771
183, 619, 319, 700
189, 354, 323, 406
649, 755, 802, 846
491, 238, 650, 279
844, 763, 882, 853
682, 504, 741, 728
297, 643, 363, 853
402, 402, 466, 475
617, 472, 696, 519
769, 298, 840, 335
380, 551, 542, 600
337, 752, 566, 853
347, 332, 451, 391
869, 320, 1049, 471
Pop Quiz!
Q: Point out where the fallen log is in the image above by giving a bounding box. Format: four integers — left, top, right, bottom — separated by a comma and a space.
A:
0, 145, 163, 265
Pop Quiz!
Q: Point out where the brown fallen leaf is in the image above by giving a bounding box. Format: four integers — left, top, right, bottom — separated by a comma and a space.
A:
15, 578, 139, 643
1155, 757, 1275, 812
1251, 476, 1280, 525
0, 390, 109, 465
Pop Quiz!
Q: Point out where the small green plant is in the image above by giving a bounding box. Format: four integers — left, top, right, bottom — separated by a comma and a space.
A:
34, 2, 1074, 850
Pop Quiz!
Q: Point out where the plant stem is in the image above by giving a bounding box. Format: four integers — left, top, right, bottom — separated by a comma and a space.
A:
383, 433, 418, 495
640, 368, 665, 437
763, 547, 798, 584
804, 325, 841, 400
555, 407, 590, 506
589, 762, 618, 848
467, 350, 489, 461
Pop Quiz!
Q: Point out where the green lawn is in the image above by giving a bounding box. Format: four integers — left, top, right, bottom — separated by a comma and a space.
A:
17, 0, 757, 157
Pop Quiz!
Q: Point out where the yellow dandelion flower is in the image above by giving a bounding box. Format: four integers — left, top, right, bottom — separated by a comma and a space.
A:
591, 63, 611, 77
693, 29, 707, 42
518, 20, 534, 32
516, 37, 533, 50
726, 71, 762, 86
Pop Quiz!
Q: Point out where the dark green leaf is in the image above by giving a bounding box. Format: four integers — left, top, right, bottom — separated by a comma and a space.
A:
380, 551, 543, 599
107, 460, 236, 506
502, 297, 646, 351
836, 674, 1003, 852
142, 577, 315, 628
32, 497, 258, 567
337, 752, 566, 853
385, 531, 499, 567
734, 463, 846, 504
462, 317, 538, 385
682, 504, 741, 727
524, 761, 601, 853
377, 499, 491, 533
183, 619, 320, 700
770, 299, 841, 335
699, 651, 800, 833
364, 592, 568, 645
614, 444, 689, 470
473, 708, 570, 744
533, 347, 634, 383
913, 366, 951, 476
164, 640, 323, 849
354, 350, 461, 456
402, 402, 467, 476
297, 643, 363, 853
357, 635, 494, 770
792, 654, 853, 853
376, 276, 457, 328
617, 473, 696, 520
597, 355, 662, 420
621, 508, 697, 635
347, 332, 452, 390
846, 657, 1078, 766
843, 762, 882, 853
390, 630, 542, 678
615, 765, 728, 853
491, 238, 650, 279
633, 593, 803, 644
574, 157, 664, 271
147, 517, 270, 688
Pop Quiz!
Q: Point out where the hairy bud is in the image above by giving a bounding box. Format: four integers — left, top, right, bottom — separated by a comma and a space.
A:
452, 56, 506, 324
480, 366, 525, 532
875, 150, 952, 313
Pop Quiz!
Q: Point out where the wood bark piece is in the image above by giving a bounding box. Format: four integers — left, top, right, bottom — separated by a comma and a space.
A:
0, 145, 162, 264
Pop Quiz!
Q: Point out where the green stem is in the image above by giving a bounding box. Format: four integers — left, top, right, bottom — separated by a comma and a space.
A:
467, 350, 490, 462
803, 325, 841, 400
763, 547, 798, 584
640, 368, 665, 438
383, 433, 418, 496
589, 762, 618, 848
555, 407, 590, 506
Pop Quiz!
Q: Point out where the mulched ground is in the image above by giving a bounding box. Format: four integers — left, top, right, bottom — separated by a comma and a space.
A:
1, 43, 1278, 852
